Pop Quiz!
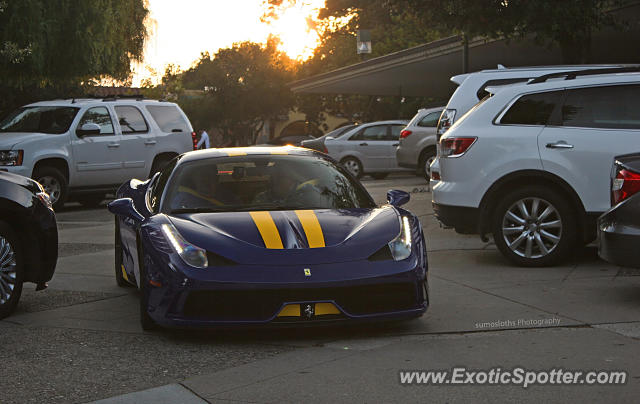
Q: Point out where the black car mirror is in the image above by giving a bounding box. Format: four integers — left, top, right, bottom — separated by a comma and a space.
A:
76, 123, 101, 137
107, 198, 145, 222
387, 190, 410, 207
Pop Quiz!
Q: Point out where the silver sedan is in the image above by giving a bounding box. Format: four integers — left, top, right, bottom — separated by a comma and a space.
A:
325, 120, 410, 179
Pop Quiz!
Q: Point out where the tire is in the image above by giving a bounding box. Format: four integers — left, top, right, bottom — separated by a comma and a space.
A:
418, 148, 437, 181
33, 166, 68, 211
492, 185, 577, 267
340, 157, 363, 179
76, 194, 105, 208
0, 221, 24, 320
114, 219, 131, 288
370, 173, 388, 180
149, 155, 172, 178
138, 245, 157, 331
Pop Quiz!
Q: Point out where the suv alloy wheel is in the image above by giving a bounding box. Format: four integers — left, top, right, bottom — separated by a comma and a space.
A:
492, 186, 576, 267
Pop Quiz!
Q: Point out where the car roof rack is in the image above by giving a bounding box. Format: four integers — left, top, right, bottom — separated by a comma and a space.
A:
528, 66, 640, 84
101, 94, 145, 102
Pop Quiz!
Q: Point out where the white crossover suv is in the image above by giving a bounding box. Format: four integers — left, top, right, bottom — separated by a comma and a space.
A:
0, 98, 195, 209
432, 67, 640, 266
430, 64, 630, 186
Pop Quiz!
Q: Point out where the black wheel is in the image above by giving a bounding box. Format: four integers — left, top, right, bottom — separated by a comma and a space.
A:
370, 173, 388, 180
138, 247, 157, 331
149, 155, 172, 178
76, 194, 105, 208
418, 148, 436, 181
340, 157, 363, 179
33, 166, 68, 210
114, 219, 131, 288
492, 185, 577, 267
0, 221, 24, 320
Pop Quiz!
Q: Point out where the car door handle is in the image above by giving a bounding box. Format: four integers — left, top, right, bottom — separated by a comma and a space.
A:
144, 140, 157, 145
359, 142, 368, 146
107, 142, 120, 148
545, 141, 574, 149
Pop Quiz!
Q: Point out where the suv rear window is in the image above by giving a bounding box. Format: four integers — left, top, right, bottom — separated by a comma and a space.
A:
562, 84, 640, 129
500, 91, 563, 126
145, 105, 189, 133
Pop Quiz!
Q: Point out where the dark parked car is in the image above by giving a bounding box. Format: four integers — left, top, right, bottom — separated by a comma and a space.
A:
301, 124, 357, 153
598, 153, 640, 267
0, 171, 58, 319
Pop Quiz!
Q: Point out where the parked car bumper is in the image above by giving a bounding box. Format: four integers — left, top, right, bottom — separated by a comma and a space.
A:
432, 202, 479, 234
597, 196, 640, 268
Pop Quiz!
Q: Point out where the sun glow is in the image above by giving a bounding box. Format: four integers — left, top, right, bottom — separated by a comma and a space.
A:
262, 0, 325, 60
132, 0, 329, 86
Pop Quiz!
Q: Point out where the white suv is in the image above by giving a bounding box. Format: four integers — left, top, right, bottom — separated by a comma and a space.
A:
0, 98, 195, 209
432, 67, 640, 266
430, 64, 630, 185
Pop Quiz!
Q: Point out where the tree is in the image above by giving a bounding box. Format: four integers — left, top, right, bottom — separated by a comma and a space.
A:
178, 39, 296, 145
0, 0, 148, 114
398, 0, 626, 63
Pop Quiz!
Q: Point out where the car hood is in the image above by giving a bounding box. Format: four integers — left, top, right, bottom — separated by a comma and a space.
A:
166, 206, 401, 265
0, 132, 51, 148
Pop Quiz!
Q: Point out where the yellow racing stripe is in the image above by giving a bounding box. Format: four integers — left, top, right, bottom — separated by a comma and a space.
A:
315, 303, 340, 315
250, 211, 284, 249
121, 265, 129, 282
295, 210, 325, 248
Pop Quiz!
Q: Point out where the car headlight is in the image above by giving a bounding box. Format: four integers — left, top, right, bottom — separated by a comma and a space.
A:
389, 216, 412, 261
0, 150, 23, 166
161, 223, 208, 268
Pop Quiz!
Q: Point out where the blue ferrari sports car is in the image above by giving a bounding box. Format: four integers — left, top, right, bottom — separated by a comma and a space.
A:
108, 146, 428, 329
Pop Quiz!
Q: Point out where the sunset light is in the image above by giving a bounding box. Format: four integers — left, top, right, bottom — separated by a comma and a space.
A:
133, 0, 327, 85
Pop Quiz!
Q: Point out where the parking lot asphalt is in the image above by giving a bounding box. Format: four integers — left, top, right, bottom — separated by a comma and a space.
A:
2, 173, 640, 403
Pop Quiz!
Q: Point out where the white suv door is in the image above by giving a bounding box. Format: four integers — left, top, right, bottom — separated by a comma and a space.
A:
114, 105, 156, 180
71, 106, 126, 186
538, 84, 640, 213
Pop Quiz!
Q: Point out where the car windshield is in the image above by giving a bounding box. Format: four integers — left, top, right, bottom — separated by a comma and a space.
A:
0, 106, 80, 134
163, 154, 376, 213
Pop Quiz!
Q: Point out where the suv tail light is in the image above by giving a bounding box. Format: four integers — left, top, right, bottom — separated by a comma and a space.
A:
400, 130, 412, 139
436, 109, 456, 140
191, 131, 198, 150
440, 137, 476, 158
611, 164, 640, 205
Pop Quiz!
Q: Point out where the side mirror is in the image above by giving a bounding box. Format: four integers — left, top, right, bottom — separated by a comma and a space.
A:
107, 198, 145, 222
387, 189, 410, 207
76, 123, 101, 137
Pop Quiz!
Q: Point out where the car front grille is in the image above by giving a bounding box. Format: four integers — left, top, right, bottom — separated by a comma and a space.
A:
182, 282, 419, 321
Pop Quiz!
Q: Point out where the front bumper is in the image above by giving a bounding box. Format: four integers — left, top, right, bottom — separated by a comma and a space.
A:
143, 253, 428, 327
432, 202, 479, 234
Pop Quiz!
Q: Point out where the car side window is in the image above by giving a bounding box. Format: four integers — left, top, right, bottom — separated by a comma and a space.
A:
417, 112, 441, 127
389, 125, 404, 140
115, 106, 149, 134
145, 105, 189, 133
561, 84, 640, 130
500, 91, 563, 126
77, 107, 114, 135
357, 125, 387, 141
150, 158, 178, 213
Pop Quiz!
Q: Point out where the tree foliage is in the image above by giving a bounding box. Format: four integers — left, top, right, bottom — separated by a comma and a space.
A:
397, 0, 626, 63
0, 0, 148, 115
175, 39, 296, 146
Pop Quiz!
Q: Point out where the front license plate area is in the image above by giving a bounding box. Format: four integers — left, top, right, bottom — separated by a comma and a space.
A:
300, 303, 315, 320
